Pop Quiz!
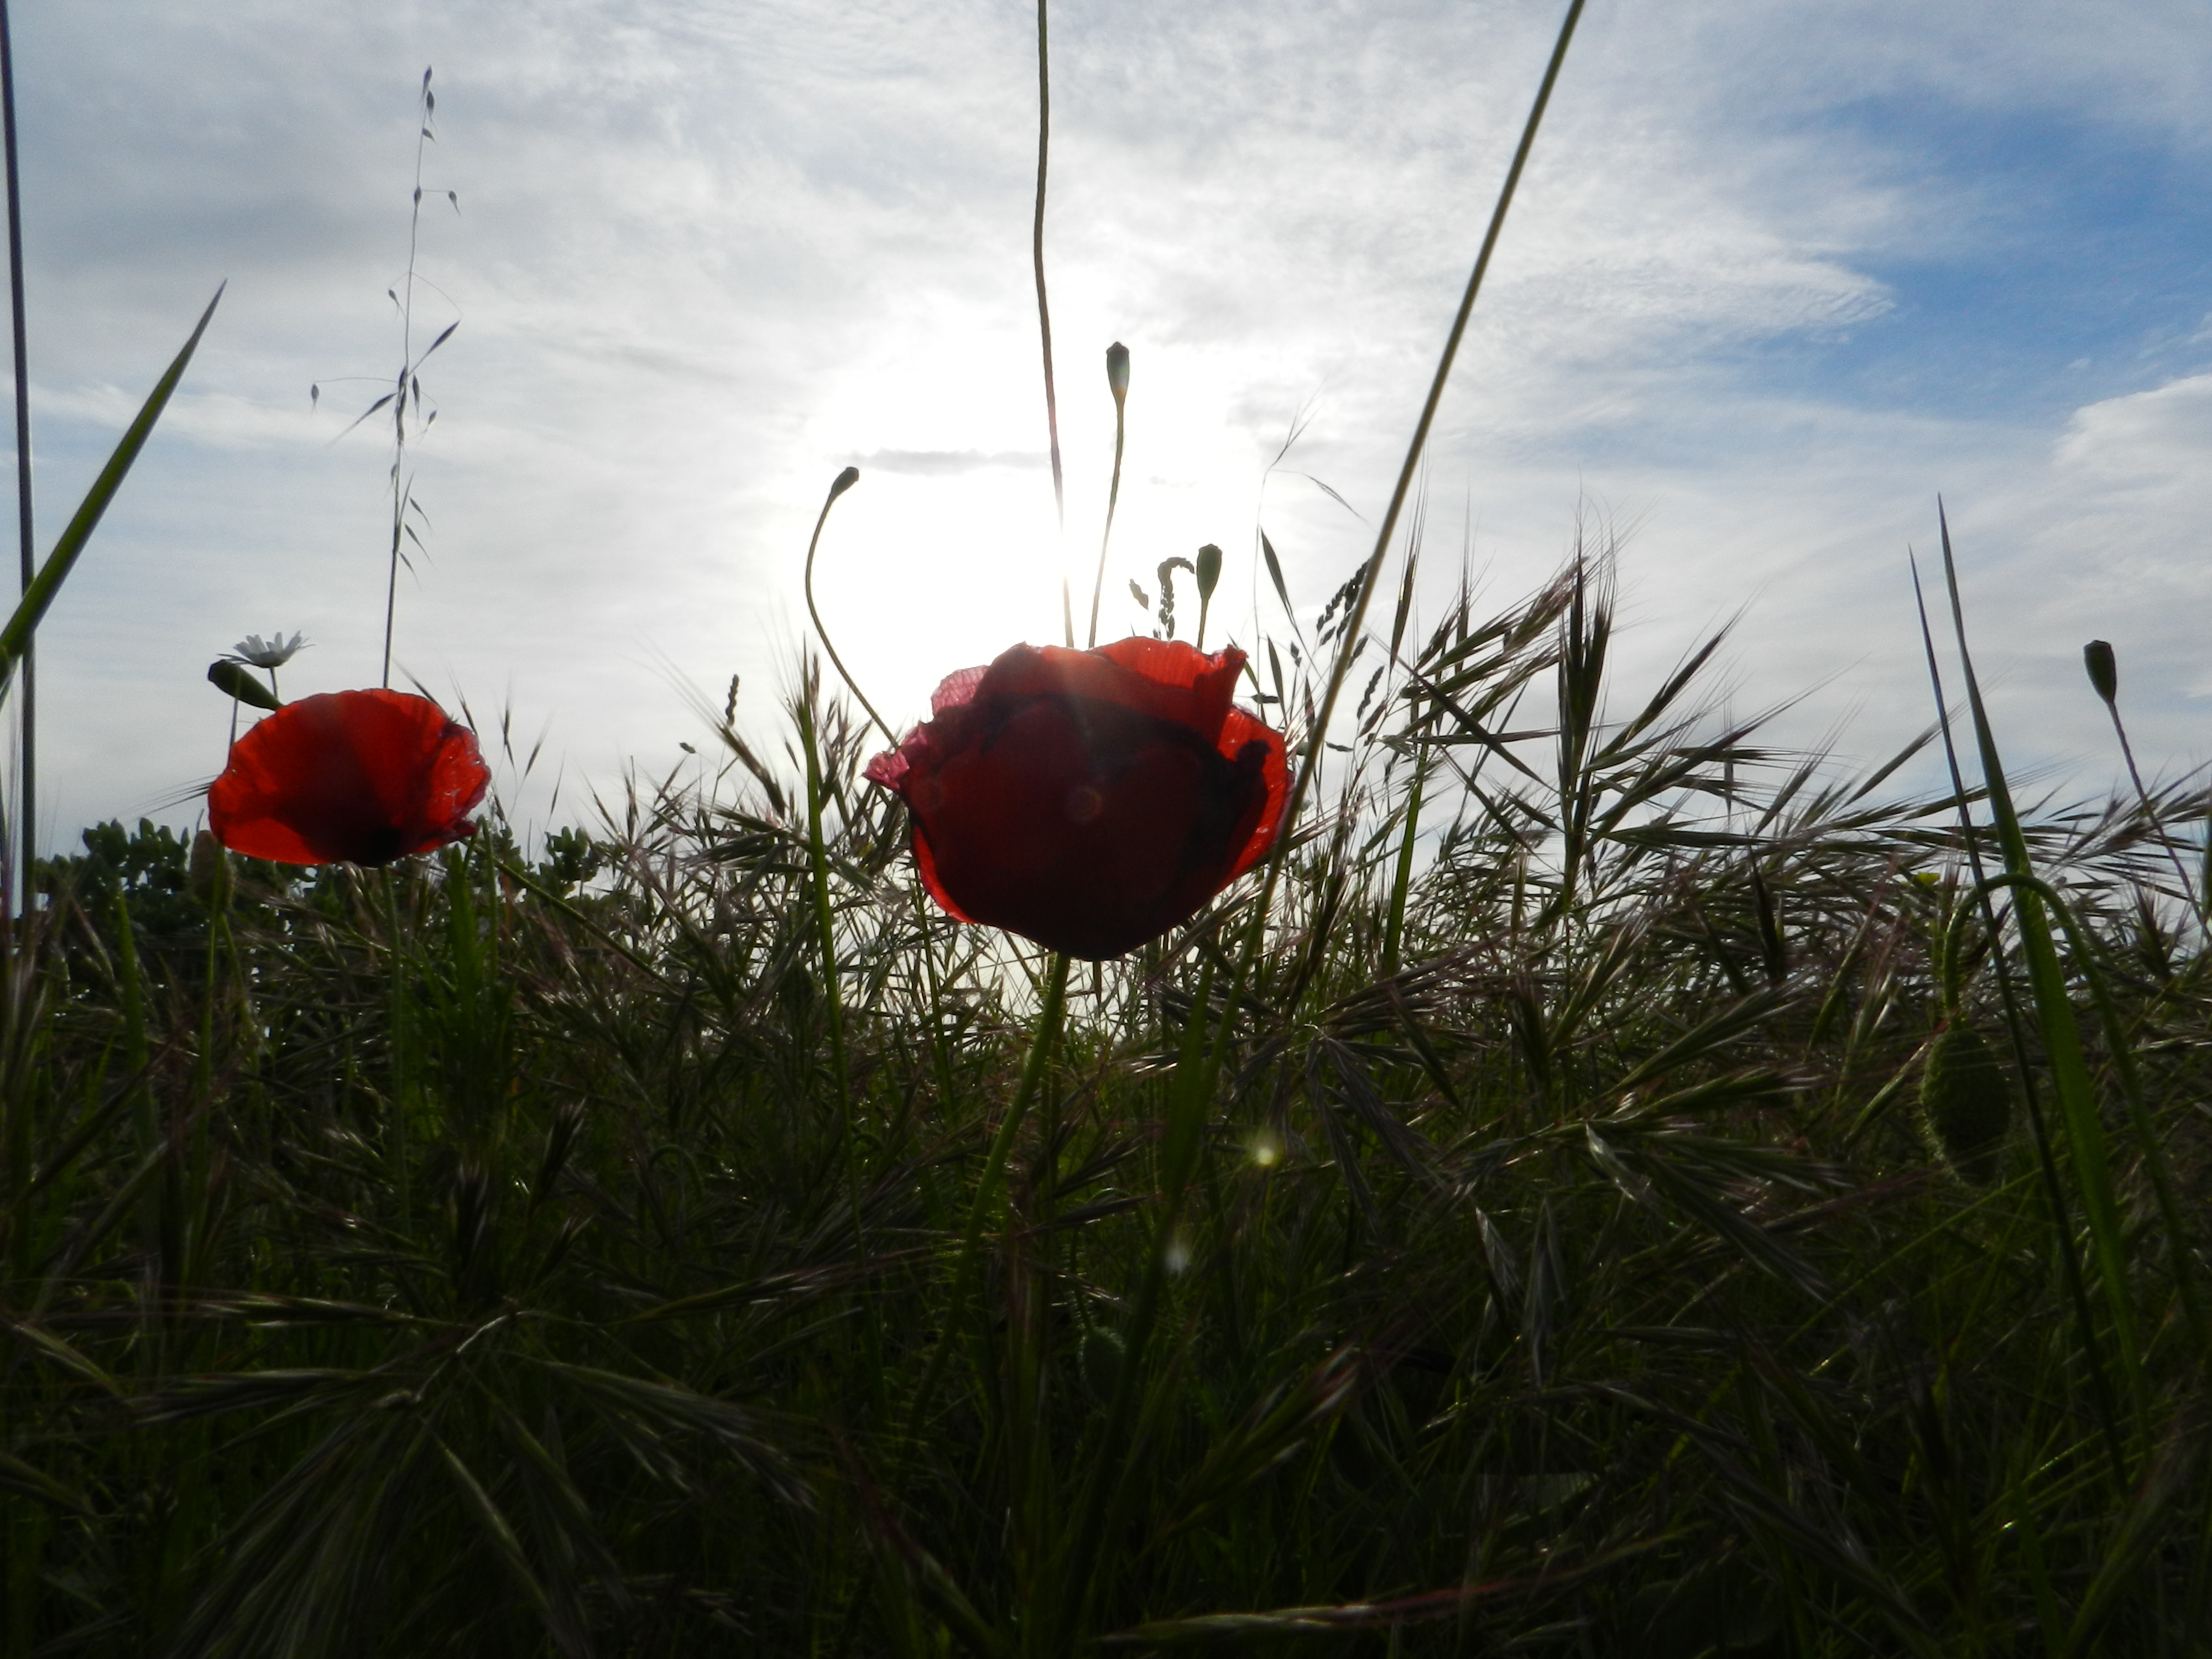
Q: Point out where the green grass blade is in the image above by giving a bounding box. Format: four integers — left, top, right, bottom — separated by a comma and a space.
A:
0, 284, 223, 695
1936, 508, 2142, 1418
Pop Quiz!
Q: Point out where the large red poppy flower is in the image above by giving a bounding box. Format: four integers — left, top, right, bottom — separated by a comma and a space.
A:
864, 637, 1290, 959
208, 688, 492, 867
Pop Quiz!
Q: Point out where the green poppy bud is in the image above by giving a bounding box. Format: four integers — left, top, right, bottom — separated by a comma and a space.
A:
1921, 1024, 2011, 1185
2082, 639, 2117, 706
1195, 542, 1223, 606
1105, 341, 1130, 402
208, 660, 282, 710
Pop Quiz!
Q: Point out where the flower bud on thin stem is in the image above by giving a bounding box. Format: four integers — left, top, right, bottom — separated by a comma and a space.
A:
2083, 639, 2117, 706
2083, 636, 2205, 935
802, 467, 894, 745
1194, 542, 1222, 650
1087, 342, 1131, 648
208, 660, 282, 712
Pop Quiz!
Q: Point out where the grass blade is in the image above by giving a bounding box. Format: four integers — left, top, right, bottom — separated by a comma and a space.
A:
0, 283, 222, 695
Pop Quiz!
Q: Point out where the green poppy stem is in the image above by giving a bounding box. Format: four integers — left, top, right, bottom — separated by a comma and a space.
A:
900, 950, 1070, 1453
799, 677, 883, 1411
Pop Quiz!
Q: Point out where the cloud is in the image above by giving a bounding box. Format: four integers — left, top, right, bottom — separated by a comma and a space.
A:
859, 449, 1049, 476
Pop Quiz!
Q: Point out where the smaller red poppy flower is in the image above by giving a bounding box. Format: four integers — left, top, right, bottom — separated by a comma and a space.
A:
864, 637, 1290, 960
208, 688, 492, 867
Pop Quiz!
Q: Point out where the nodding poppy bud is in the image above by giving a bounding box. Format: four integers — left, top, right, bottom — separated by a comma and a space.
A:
208, 660, 282, 711
1921, 1023, 2011, 1185
1105, 341, 1130, 403
865, 637, 1290, 959
208, 688, 491, 867
1194, 542, 1223, 606
2083, 639, 2117, 706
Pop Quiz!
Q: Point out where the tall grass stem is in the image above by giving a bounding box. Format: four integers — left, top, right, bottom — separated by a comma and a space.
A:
1032, 0, 1068, 647
1, 0, 32, 911
1908, 547, 2124, 1476
1936, 509, 2145, 1441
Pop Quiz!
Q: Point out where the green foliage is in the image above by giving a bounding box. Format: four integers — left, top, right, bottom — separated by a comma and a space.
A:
1919, 1025, 2010, 1185
3, 550, 2210, 1657
35, 818, 201, 938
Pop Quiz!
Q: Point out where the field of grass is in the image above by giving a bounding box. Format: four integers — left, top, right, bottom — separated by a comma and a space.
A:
3, 526, 2209, 1656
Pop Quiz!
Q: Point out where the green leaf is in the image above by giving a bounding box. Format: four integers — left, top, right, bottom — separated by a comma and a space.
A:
208, 660, 282, 709
0, 284, 223, 697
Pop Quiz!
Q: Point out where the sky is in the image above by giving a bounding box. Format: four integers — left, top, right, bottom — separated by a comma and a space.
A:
6, 0, 2209, 855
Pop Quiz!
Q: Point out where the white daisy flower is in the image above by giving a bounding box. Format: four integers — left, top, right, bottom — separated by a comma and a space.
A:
226, 631, 310, 670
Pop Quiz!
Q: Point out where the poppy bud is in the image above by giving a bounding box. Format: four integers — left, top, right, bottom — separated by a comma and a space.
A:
1194, 542, 1223, 606
2083, 639, 2117, 706
189, 828, 233, 909
208, 660, 282, 711
1105, 341, 1130, 403
1920, 1023, 2011, 1185
865, 638, 1289, 959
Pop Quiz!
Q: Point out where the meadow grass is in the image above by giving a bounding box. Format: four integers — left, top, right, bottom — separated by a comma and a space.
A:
3, 529, 2209, 1656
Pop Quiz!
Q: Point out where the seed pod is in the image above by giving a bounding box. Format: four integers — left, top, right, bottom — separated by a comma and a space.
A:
189, 827, 234, 911
1195, 542, 1223, 606
2083, 639, 2117, 706
1921, 1024, 2011, 1184
1105, 340, 1130, 403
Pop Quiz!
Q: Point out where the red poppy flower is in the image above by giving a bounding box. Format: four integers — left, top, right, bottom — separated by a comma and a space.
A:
208, 688, 492, 867
864, 637, 1289, 959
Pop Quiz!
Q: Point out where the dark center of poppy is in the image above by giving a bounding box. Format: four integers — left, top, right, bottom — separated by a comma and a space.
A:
352, 823, 414, 867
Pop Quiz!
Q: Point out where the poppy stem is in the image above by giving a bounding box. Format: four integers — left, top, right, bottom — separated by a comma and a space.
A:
800, 677, 885, 1411
1086, 346, 1129, 650
2098, 692, 2206, 939
1053, 947, 1215, 1642
380, 869, 415, 1237
899, 950, 1070, 1455
1032, 0, 1068, 648
802, 467, 895, 747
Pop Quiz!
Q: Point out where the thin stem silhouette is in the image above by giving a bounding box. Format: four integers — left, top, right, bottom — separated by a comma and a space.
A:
1032, 0, 1069, 645
2, 0, 33, 907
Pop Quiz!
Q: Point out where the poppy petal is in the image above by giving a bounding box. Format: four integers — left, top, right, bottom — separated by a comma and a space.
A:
864, 636, 1289, 958
209, 688, 491, 867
